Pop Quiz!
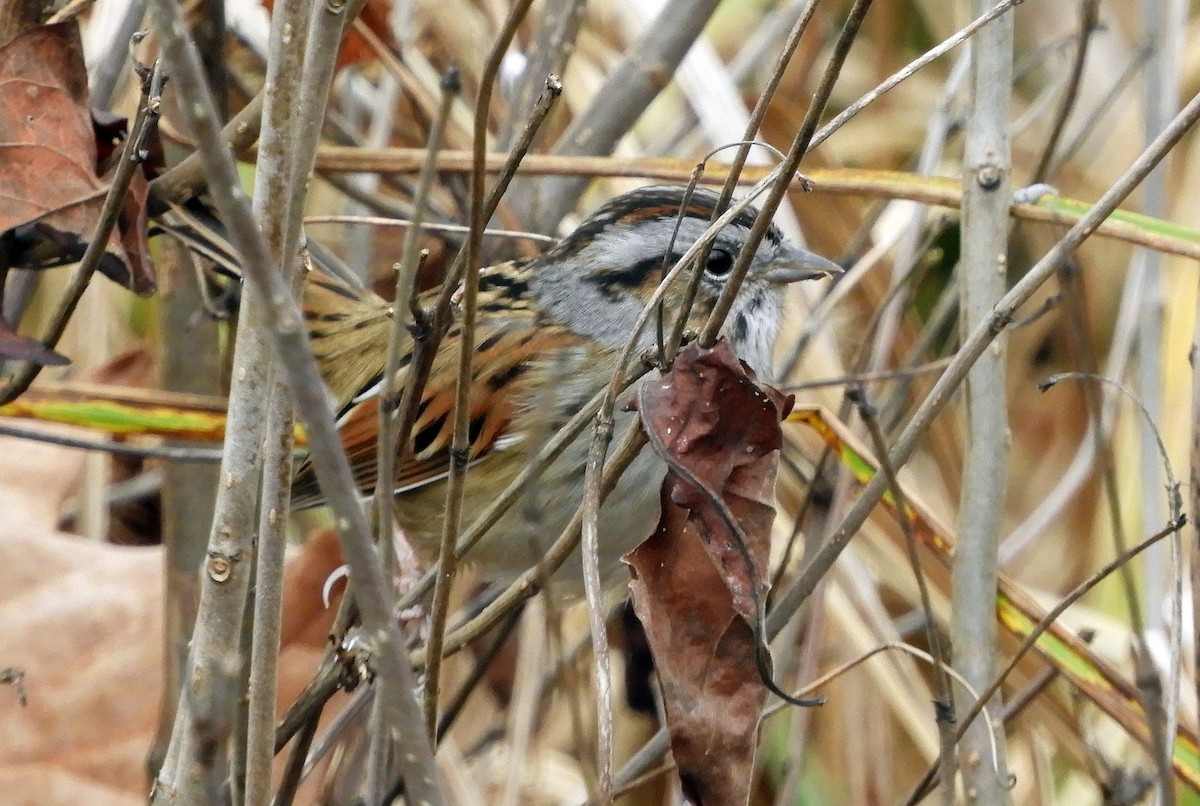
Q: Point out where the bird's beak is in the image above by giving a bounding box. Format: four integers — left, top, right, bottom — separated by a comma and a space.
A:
766, 242, 843, 284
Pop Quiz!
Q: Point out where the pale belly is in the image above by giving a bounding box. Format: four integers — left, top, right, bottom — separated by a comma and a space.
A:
394, 405, 664, 587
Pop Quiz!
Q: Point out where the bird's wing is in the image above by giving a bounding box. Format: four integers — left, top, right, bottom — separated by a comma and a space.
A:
291, 265, 581, 508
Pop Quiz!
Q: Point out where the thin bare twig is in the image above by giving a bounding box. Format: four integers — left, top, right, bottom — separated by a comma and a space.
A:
574, 172, 788, 798
850, 388, 957, 806
766, 88, 1200, 640
1132, 3, 1185, 800
782, 358, 954, 392
418, 421, 650, 664
148, 91, 264, 209
1048, 44, 1152, 174
387, 74, 562, 546
699, 0, 873, 346
435, 606, 524, 741
304, 213, 554, 244
421, 0, 535, 753
395, 367, 647, 614
354, 61, 453, 797
372, 65, 456, 753
0, 421, 226, 461
241, 0, 311, 799
279, 0, 366, 265
1039, 373, 1181, 527
244, 380, 295, 801
579, 376, 619, 801
271, 701, 322, 806
0, 57, 163, 404
89, 0, 147, 110
904, 516, 1186, 805
530, 0, 723, 231
1031, 0, 1100, 182
146, 3, 444, 803
1040, 371, 1182, 800
498, 0, 585, 149
665, 0, 819, 364
809, 0, 1024, 152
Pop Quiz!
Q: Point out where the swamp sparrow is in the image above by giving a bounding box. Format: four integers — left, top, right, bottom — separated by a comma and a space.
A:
260, 185, 838, 580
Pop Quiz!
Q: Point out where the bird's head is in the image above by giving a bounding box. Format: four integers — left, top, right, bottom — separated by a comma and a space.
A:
531, 184, 840, 374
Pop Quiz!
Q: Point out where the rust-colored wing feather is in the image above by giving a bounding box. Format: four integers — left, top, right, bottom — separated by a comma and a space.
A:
291, 262, 575, 508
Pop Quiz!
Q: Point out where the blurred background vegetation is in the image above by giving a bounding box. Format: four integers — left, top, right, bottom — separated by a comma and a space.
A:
3, 0, 1200, 803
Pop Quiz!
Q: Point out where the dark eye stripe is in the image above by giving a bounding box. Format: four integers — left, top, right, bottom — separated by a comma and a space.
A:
584, 252, 679, 299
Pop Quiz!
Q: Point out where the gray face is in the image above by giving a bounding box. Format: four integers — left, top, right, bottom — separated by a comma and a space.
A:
529, 186, 801, 376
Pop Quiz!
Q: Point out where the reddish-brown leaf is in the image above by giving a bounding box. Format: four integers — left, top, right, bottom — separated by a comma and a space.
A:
0, 22, 154, 294
626, 492, 767, 806
625, 339, 793, 805
634, 340, 792, 616
0, 315, 67, 366
116, 167, 155, 293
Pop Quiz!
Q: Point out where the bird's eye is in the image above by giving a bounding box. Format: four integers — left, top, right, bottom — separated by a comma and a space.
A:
705, 249, 734, 278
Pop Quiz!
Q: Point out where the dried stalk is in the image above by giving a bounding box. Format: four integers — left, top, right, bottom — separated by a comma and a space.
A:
529, 0, 723, 231
146, 2, 444, 803
304, 213, 554, 244
699, 0, 872, 348
420, 421, 650, 665
277, 0, 356, 263
951, 0, 1014, 798
244, 381, 295, 801
766, 89, 1200, 639
852, 389, 958, 806
904, 517, 1186, 804
664, 0, 820, 364
421, 0, 535, 753
497, 0, 585, 150
367, 67, 455, 777
302, 147, 1200, 256
271, 369, 639, 757
149, 91, 264, 208
1030, 0, 1099, 182
149, 46, 280, 798
809, 0, 1023, 152
1133, 3, 1186, 800
0, 420, 226, 461
572, 174, 787, 800
241, 0, 311, 800
385, 74, 562, 555
149, 236, 223, 780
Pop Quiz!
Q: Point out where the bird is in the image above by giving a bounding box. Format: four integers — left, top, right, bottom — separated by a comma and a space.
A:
205, 184, 840, 582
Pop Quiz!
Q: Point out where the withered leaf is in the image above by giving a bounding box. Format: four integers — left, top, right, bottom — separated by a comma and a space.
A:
0, 315, 68, 366
117, 167, 155, 293
625, 339, 795, 806
634, 339, 792, 617
626, 491, 766, 806
0, 22, 155, 294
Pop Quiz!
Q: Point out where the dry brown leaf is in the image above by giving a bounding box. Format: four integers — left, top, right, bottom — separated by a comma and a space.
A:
0, 21, 155, 294
0, 314, 68, 366
625, 340, 793, 806
0, 413, 346, 805
625, 493, 766, 806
